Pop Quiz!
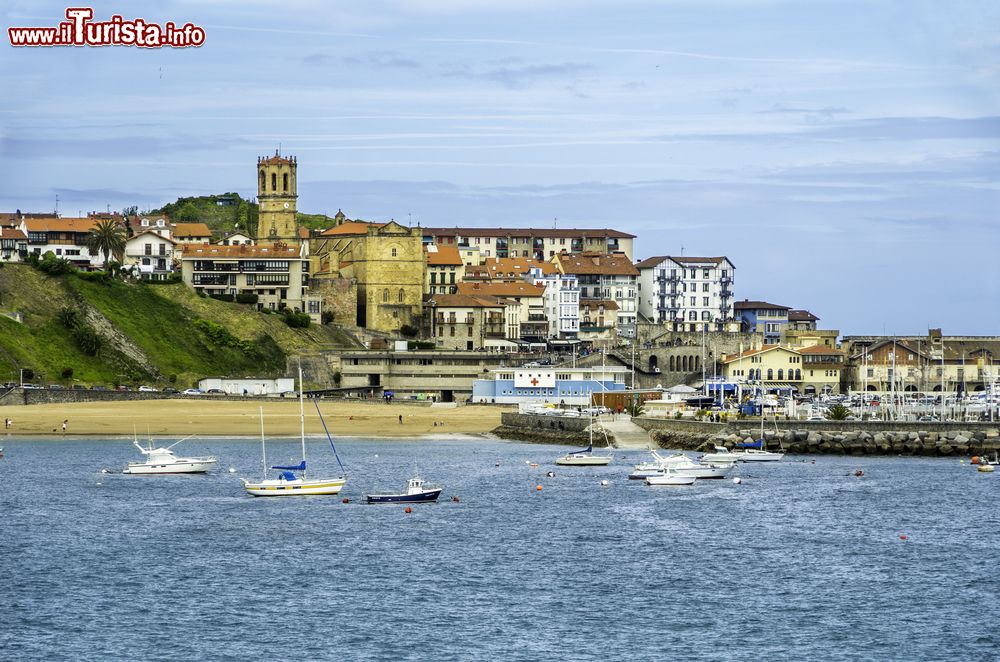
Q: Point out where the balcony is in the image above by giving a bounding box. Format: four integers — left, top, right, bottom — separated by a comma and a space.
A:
527, 314, 546, 322
720, 288, 732, 298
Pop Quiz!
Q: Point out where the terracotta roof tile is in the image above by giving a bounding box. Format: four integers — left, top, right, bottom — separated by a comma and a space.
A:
180, 243, 301, 259
734, 299, 791, 311
422, 226, 635, 239
456, 281, 545, 297
425, 244, 463, 266
171, 222, 212, 238
554, 252, 639, 276
484, 257, 557, 278
23, 217, 98, 233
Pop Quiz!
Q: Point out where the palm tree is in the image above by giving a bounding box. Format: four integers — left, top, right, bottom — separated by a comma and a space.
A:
825, 403, 851, 420
86, 218, 126, 269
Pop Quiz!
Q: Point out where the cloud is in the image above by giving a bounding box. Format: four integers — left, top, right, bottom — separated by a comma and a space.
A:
762, 104, 851, 118
442, 61, 594, 88
302, 50, 422, 69
0, 135, 244, 159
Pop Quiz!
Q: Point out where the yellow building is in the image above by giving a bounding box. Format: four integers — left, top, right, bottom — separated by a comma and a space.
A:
425, 244, 465, 294
722, 344, 845, 396
256, 151, 298, 241
311, 219, 423, 333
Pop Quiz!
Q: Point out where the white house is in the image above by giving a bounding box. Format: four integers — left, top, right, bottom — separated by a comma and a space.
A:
197, 377, 295, 395
123, 230, 177, 280
527, 267, 580, 340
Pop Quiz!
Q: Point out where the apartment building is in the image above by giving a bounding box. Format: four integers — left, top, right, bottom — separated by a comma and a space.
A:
735, 300, 791, 344
422, 227, 636, 262
552, 252, 638, 337
422, 292, 518, 351
636, 255, 736, 332
19, 217, 103, 268
123, 230, 177, 280
456, 280, 546, 341
526, 267, 580, 340
424, 244, 465, 294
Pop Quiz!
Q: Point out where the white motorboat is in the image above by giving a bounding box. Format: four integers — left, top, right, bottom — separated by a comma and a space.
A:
645, 470, 696, 486
698, 445, 739, 465
555, 410, 613, 466
123, 435, 217, 475
243, 365, 347, 497
629, 450, 732, 479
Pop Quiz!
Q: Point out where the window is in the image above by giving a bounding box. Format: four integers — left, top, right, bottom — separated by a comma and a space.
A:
703, 297, 709, 306
383, 289, 389, 303
283, 173, 288, 192
450, 326, 455, 336
391, 248, 397, 257
703, 269, 709, 278
690, 297, 696, 305
398, 289, 404, 303
271, 172, 277, 191
767, 369, 773, 380
777, 369, 783, 380
144, 243, 152, 255
703, 283, 709, 292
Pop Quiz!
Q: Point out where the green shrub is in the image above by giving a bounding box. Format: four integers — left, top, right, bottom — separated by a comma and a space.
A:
332, 370, 342, 385
399, 323, 419, 338
61, 367, 74, 379
235, 293, 259, 305
57, 307, 81, 329
208, 293, 235, 303
321, 310, 334, 325
72, 324, 102, 356
407, 340, 435, 350
282, 311, 311, 328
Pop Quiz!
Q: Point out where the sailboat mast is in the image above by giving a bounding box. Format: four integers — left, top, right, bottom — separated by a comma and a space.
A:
298, 362, 307, 479
259, 406, 266, 480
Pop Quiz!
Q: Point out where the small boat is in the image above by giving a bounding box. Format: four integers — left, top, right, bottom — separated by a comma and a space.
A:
629, 450, 732, 480
555, 410, 613, 466
122, 435, 216, 475
978, 464, 995, 473
645, 470, 696, 486
243, 364, 347, 497
730, 439, 784, 462
366, 476, 443, 504
698, 445, 739, 465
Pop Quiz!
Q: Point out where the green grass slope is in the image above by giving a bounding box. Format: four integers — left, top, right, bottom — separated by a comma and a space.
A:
0, 264, 358, 388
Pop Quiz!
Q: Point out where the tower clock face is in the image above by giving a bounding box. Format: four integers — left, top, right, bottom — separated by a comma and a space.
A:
283, 203, 290, 209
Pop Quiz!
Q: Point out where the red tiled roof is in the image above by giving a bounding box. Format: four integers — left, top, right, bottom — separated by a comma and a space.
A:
554, 252, 639, 276
422, 226, 636, 239
580, 299, 619, 311
128, 229, 176, 244
788, 309, 819, 322
484, 257, 557, 278
734, 299, 791, 311
172, 223, 212, 238
425, 245, 463, 266
456, 281, 545, 297
23, 217, 98, 233
1, 228, 27, 240
424, 293, 510, 309
319, 221, 382, 236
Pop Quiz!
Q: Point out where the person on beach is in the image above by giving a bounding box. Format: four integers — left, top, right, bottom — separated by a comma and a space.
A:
398, 414, 403, 424
4, 418, 9, 429
62, 419, 68, 433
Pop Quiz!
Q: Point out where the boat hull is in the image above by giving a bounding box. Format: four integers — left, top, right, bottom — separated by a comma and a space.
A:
243, 478, 346, 496
734, 451, 784, 462
123, 459, 217, 474
366, 488, 442, 504
556, 454, 612, 466
645, 474, 696, 486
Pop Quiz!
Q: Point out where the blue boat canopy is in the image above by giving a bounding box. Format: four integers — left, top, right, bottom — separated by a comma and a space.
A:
271, 461, 306, 471
569, 444, 593, 455
736, 439, 763, 449
279, 471, 298, 481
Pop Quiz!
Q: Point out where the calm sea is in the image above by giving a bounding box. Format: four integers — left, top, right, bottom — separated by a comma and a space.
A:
1, 436, 998, 661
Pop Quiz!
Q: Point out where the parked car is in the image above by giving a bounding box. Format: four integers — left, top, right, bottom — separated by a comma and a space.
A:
72, 384, 87, 390
91, 385, 109, 391
918, 415, 939, 422
138, 385, 158, 392
162, 387, 179, 394
182, 388, 203, 396
22, 383, 43, 389
205, 388, 224, 395
48, 384, 65, 390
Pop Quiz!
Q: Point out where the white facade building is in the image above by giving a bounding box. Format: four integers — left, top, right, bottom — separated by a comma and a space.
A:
636, 255, 736, 332
527, 267, 580, 339
123, 230, 177, 280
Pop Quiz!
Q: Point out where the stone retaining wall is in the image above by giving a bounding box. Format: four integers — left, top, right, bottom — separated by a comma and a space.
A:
493, 412, 613, 446
0, 388, 300, 407
632, 417, 1000, 456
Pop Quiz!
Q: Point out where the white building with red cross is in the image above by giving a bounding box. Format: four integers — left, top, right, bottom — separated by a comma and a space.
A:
471, 366, 629, 405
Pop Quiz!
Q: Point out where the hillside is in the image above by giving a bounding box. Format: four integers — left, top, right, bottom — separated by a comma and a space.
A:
0, 264, 359, 389
146, 194, 337, 238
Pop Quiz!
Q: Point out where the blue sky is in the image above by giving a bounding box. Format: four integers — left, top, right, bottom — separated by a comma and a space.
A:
1, 1, 998, 335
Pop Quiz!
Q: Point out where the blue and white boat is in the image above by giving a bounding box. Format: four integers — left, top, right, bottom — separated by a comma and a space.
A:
366, 476, 442, 504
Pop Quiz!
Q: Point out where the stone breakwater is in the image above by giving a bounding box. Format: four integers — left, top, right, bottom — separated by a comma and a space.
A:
493, 412, 616, 446
645, 425, 1000, 457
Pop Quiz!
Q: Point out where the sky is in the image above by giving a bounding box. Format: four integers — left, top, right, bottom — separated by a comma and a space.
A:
1, 0, 998, 335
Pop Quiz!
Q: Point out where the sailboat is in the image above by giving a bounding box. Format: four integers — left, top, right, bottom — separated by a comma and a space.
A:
243, 366, 347, 497
731, 394, 784, 462
555, 409, 613, 466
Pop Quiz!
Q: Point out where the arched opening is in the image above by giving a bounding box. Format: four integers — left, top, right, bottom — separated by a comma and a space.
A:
932, 385, 942, 392
682, 356, 688, 372
259, 170, 265, 191
382, 289, 389, 303
283, 173, 289, 192
866, 385, 877, 392
777, 369, 783, 380
904, 385, 917, 392
398, 288, 405, 303
694, 356, 700, 371
648, 355, 658, 371
271, 172, 277, 191
669, 356, 675, 372
795, 369, 801, 381
767, 368, 773, 380
804, 385, 816, 395
974, 384, 986, 391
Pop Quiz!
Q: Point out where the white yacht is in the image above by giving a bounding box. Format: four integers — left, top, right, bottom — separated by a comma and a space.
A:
645, 469, 696, 486
123, 436, 217, 475
629, 449, 732, 480
555, 412, 613, 466
698, 445, 739, 465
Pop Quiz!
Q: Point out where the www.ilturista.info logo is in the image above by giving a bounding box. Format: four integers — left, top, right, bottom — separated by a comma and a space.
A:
8, 8, 205, 48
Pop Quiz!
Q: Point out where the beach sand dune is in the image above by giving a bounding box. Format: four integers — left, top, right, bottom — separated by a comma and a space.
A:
0, 400, 506, 438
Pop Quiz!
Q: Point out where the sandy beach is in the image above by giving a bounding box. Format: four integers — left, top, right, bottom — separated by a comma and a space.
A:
0, 400, 506, 438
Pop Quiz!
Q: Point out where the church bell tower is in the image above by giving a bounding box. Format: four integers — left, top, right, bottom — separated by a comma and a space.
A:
257, 150, 298, 241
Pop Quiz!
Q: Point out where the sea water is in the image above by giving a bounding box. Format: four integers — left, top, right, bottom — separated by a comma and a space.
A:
1, 437, 998, 661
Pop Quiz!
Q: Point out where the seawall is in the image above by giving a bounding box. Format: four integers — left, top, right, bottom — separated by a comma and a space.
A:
631, 417, 1000, 456
492, 412, 613, 446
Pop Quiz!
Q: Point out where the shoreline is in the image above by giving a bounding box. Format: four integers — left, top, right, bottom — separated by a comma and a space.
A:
0, 400, 507, 438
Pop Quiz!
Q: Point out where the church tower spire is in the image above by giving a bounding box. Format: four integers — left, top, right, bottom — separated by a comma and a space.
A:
256, 149, 298, 241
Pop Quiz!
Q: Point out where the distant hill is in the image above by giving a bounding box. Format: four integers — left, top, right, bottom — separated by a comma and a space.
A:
0, 264, 359, 389
146, 194, 337, 239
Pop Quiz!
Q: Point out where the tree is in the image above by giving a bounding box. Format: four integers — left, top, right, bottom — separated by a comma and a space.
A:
825, 404, 851, 420
85, 218, 126, 269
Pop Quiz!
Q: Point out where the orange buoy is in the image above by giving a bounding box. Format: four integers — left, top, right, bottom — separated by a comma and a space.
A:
899, 534, 908, 540
404, 506, 412, 513
971, 456, 981, 465
342, 497, 349, 504
536, 484, 543, 491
